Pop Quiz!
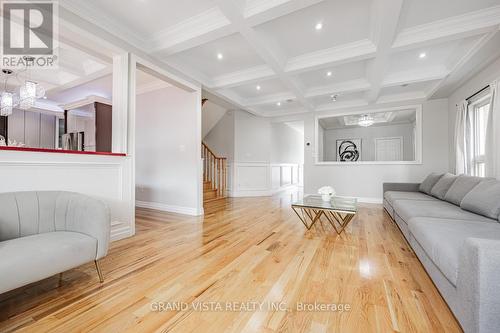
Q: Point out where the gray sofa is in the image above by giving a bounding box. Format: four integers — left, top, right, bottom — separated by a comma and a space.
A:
383, 174, 500, 333
0, 191, 110, 294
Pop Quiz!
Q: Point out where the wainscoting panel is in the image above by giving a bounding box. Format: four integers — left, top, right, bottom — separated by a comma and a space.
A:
0, 151, 134, 241
229, 162, 303, 197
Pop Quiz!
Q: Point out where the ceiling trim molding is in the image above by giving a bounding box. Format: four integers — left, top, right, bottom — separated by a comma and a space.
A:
305, 79, 371, 98
376, 91, 426, 104
149, 7, 232, 53
382, 66, 450, 87
316, 99, 369, 112
284, 39, 377, 74
136, 81, 172, 95
60, 0, 149, 50
244, 91, 296, 106
393, 5, 500, 50
210, 65, 276, 88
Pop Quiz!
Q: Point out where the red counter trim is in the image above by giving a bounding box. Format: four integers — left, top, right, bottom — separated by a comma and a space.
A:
0, 146, 127, 157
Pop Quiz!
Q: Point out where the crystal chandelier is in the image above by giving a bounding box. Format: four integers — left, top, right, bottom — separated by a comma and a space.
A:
358, 114, 374, 127
0, 56, 45, 115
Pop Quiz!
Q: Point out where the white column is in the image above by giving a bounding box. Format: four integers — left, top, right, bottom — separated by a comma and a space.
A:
112, 53, 130, 154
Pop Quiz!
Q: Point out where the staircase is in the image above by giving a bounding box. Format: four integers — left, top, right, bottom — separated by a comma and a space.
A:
202, 142, 227, 203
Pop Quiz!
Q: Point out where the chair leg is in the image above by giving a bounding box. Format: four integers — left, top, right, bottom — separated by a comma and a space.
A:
94, 260, 104, 283
58, 272, 63, 286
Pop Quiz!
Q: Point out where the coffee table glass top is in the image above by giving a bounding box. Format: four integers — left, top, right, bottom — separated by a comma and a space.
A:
292, 195, 357, 213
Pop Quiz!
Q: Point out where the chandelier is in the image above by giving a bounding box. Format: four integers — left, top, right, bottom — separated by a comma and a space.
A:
358, 114, 374, 127
0, 57, 46, 116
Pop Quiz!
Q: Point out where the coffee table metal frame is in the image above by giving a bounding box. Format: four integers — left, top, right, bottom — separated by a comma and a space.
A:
291, 199, 356, 235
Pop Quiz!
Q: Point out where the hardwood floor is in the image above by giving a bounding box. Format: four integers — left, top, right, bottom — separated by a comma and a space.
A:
0, 191, 462, 332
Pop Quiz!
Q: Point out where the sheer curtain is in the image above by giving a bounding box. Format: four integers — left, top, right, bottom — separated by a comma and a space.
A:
454, 100, 470, 175
485, 80, 499, 178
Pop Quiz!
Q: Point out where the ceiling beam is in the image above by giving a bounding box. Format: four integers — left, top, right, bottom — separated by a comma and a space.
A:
428, 30, 500, 99
305, 79, 371, 98
364, 0, 404, 103
210, 65, 276, 89
45, 67, 112, 95
216, 0, 313, 111
392, 5, 500, 51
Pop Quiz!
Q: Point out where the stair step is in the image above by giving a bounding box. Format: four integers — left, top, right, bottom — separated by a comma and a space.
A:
204, 189, 217, 200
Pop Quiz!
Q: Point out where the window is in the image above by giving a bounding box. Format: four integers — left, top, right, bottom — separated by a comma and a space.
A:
469, 97, 491, 177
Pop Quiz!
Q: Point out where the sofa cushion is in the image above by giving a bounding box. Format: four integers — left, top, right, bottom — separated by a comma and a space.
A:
393, 199, 496, 224
419, 173, 444, 195
461, 180, 500, 220
443, 175, 484, 206
384, 191, 436, 206
0, 232, 97, 294
408, 217, 500, 286
430, 173, 458, 200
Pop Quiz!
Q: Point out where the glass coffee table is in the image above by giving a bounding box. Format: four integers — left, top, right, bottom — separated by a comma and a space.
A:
291, 195, 358, 234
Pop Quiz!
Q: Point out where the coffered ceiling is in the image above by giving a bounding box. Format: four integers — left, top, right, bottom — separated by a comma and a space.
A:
62, 0, 500, 117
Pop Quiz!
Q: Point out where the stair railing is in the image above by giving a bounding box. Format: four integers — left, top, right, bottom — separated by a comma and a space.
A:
202, 142, 227, 197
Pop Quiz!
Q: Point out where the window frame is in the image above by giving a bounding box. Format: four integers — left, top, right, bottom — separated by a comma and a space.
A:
468, 94, 491, 177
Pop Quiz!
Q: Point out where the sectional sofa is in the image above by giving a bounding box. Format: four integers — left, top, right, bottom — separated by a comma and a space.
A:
0, 191, 110, 294
383, 173, 500, 333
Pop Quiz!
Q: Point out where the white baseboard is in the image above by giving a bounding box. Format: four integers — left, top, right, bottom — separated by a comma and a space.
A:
111, 224, 133, 241
136, 200, 202, 216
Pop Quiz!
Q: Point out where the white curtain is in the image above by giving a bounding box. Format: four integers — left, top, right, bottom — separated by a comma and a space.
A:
485, 80, 499, 178
455, 100, 470, 175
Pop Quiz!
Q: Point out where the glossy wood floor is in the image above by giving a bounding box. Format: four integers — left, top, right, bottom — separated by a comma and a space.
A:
0, 191, 462, 333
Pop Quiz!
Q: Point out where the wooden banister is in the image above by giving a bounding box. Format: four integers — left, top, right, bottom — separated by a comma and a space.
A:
202, 142, 227, 198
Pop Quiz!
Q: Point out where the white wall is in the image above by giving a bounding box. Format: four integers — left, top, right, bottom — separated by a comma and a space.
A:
203, 110, 303, 197
271, 122, 304, 164
203, 110, 235, 161
135, 86, 202, 215
322, 122, 415, 161
234, 111, 272, 163
303, 99, 449, 202
448, 56, 500, 172
202, 101, 227, 139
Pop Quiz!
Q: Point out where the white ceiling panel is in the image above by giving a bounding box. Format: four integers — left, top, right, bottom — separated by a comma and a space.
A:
295, 60, 367, 88
166, 33, 265, 77
399, 0, 500, 30
310, 91, 366, 107
82, 0, 218, 38
387, 36, 481, 75
230, 78, 289, 100
254, 0, 372, 58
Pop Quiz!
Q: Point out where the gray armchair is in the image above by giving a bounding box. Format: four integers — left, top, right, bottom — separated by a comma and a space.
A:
0, 191, 110, 294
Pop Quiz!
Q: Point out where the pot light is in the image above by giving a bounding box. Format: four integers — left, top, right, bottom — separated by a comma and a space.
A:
419, 52, 426, 59
358, 114, 374, 127
326, 71, 332, 77
256, 85, 261, 91
315, 22, 323, 30
217, 53, 223, 60
276, 102, 281, 106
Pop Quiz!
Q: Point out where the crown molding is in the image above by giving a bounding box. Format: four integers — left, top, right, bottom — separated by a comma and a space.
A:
149, 7, 232, 53
382, 66, 450, 87
393, 5, 500, 50
375, 91, 426, 105
210, 65, 276, 89
284, 39, 377, 74
305, 79, 371, 98
60, 0, 149, 50
244, 91, 296, 106
315, 99, 369, 112
61, 95, 112, 110
136, 81, 172, 95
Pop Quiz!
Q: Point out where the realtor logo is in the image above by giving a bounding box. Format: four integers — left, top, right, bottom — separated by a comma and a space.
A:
1, 0, 58, 68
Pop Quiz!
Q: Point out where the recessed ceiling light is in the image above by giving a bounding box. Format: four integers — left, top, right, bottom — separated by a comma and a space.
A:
276, 102, 281, 106
315, 22, 323, 30
326, 71, 332, 77
217, 53, 223, 60
256, 85, 261, 91
419, 52, 426, 59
